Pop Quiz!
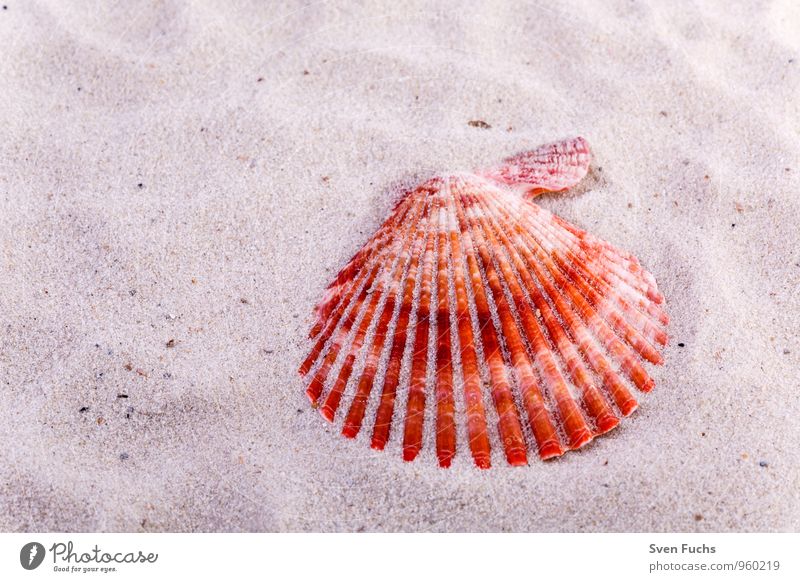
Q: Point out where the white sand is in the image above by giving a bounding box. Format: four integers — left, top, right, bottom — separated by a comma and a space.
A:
1, 0, 798, 532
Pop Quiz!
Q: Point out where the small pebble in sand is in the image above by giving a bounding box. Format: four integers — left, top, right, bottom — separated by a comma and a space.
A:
467, 119, 491, 129
678, 342, 685, 347
759, 461, 769, 468
96, 417, 105, 425
694, 514, 703, 521
124, 363, 133, 371
166, 338, 176, 348
137, 183, 144, 189
119, 453, 129, 461
79, 406, 89, 413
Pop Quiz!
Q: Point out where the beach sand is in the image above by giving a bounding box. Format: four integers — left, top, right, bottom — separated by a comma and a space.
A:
0, 0, 798, 532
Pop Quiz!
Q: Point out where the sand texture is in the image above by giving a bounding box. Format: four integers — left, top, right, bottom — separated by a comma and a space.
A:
1, 1, 799, 532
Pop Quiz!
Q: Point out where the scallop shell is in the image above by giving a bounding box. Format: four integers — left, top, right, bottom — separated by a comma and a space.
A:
299, 137, 668, 468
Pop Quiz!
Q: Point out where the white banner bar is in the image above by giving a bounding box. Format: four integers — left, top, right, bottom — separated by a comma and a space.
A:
1, 533, 797, 581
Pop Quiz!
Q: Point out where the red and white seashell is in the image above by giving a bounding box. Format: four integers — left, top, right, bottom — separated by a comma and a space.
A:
299, 137, 668, 468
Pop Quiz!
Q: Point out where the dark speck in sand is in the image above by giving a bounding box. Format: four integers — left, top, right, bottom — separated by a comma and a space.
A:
79, 406, 89, 413
302, 70, 310, 75
659, 110, 668, 117
678, 342, 685, 347
759, 461, 769, 467
119, 453, 129, 461
468, 120, 491, 129
117, 394, 128, 399
240, 298, 249, 304
129, 289, 136, 296
137, 183, 144, 189
166, 338, 176, 348
694, 514, 703, 521
731, 223, 736, 228
264, 349, 274, 355
163, 372, 172, 379
257, 77, 264, 82
125, 406, 134, 419
783, 349, 790, 354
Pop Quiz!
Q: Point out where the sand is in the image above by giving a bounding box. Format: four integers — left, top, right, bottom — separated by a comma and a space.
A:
1, 0, 798, 532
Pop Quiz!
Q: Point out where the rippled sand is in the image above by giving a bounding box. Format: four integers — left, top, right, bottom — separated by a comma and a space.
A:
0, 0, 798, 531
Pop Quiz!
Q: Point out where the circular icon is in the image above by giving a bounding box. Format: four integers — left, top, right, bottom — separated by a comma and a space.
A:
20, 542, 46, 570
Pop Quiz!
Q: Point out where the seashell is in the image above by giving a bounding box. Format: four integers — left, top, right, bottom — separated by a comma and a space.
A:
299, 137, 668, 468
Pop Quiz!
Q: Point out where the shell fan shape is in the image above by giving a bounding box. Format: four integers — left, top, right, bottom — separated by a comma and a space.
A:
299, 137, 668, 469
